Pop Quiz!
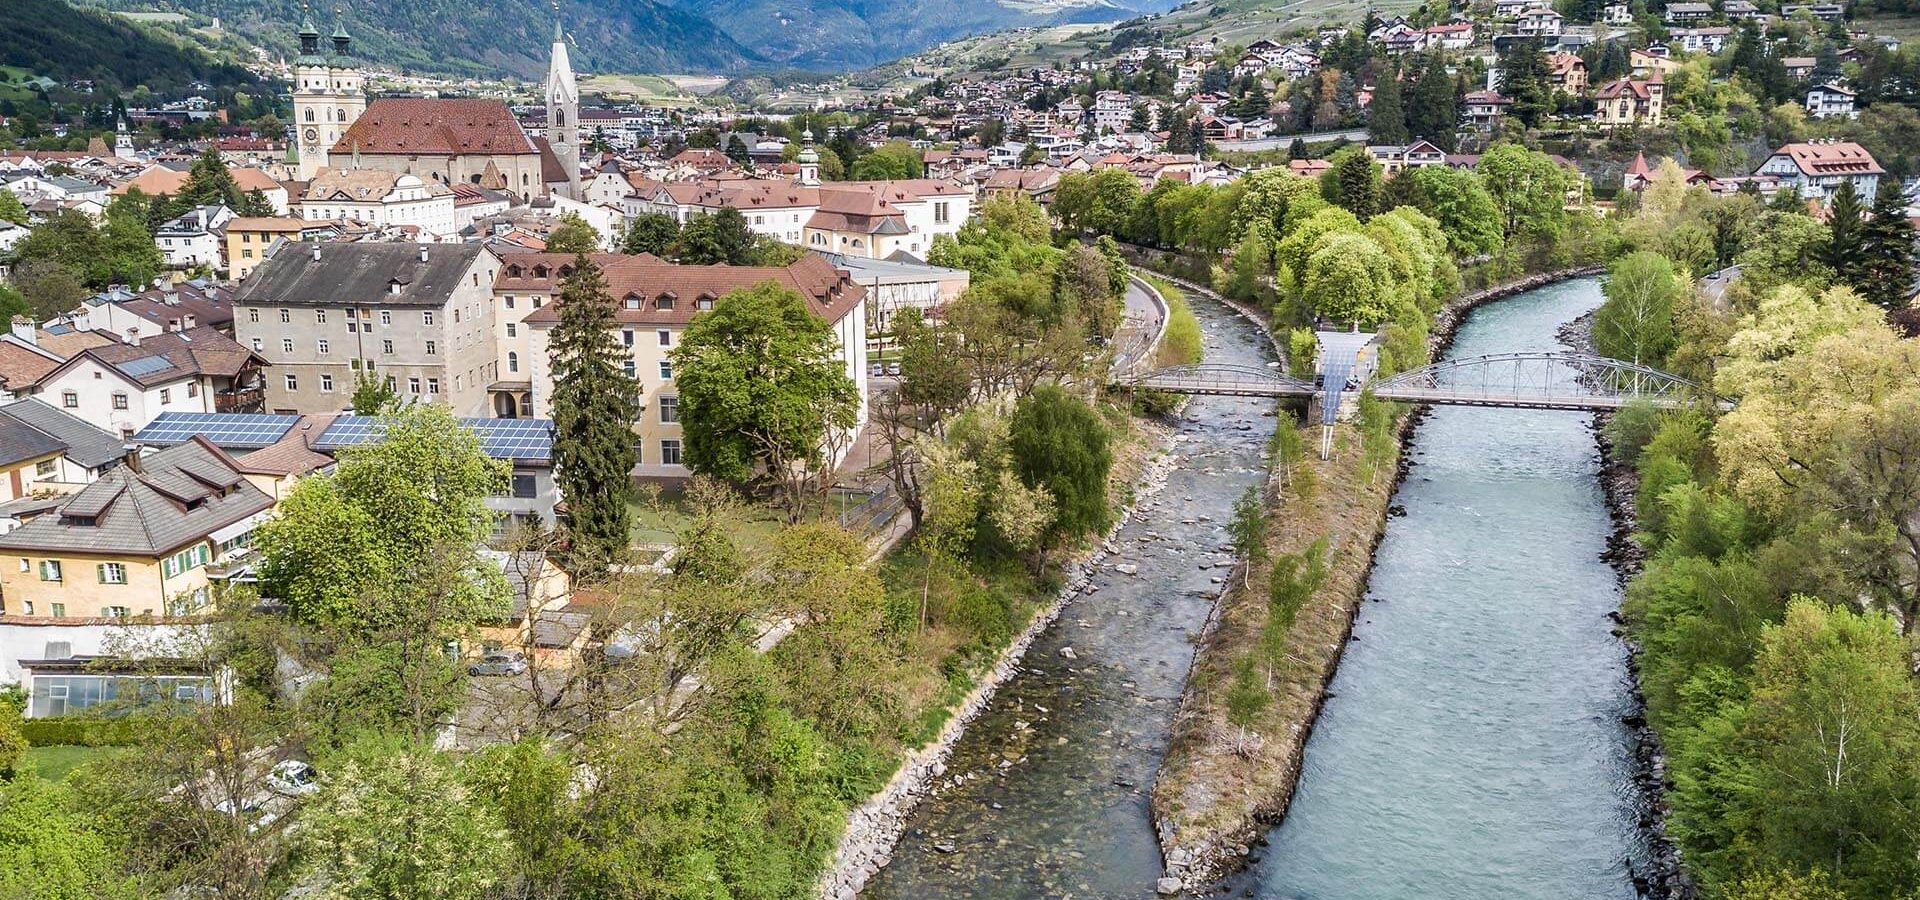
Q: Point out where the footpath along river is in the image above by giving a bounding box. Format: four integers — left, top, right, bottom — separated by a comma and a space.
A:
1233, 275, 1657, 899
861, 286, 1281, 899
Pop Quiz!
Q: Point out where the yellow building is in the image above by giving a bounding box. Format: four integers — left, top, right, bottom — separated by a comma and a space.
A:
1594, 73, 1666, 128
0, 398, 131, 502
0, 438, 273, 619
223, 217, 312, 281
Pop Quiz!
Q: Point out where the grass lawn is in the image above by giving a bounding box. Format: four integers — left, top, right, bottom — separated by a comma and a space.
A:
579, 73, 699, 106
1857, 13, 1920, 42
628, 494, 786, 549
23, 745, 114, 781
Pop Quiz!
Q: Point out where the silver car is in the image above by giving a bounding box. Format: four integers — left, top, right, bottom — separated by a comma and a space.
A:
468, 649, 529, 676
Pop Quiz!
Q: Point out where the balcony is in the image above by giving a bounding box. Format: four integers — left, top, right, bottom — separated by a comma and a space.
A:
214, 387, 264, 413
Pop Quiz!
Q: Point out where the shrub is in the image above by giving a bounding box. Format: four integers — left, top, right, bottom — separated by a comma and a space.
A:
20, 717, 136, 747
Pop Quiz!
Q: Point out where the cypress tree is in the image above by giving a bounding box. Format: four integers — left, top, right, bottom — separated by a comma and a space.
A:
1369, 67, 1410, 145
549, 254, 640, 579
1857, 183, 1917, 308
1819, 179, 1867, 285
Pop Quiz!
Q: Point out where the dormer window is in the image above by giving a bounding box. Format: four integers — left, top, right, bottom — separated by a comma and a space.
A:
624, 294, 642, 310
507, 264, 523, 277
533, 265, 550, 278
698, 298, 714, 311
388, 280, 404, 295
656, 294, 675, 310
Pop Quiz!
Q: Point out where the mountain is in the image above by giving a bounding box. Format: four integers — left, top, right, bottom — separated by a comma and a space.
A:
0, 0, 257, 95
670, 0, 1181, 70
77, 0, 762, 78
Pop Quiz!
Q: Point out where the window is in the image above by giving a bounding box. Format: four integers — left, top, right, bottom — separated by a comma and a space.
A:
408, 377, 421, 395
38, 560, 62, 582
656, 295, 675, 310
657, 330, 671, 347
315, 310, 328, 323
34, 459, 56, 477
20, 602, 29, 616
621, 330, 634, 348
423, 311, 434, 325
624, 295, 641, 310
317, 339, 330, 354
658, 396, 679, 424
380, 310, 392, 325
659, 359, 673, 380
698, 297, 714, 311
187, 382, 198, 398
532, 297, 543, 309
97, 563, 126, 584
279, 309, 290, 323
159, 388, 171, 405
507, 352, 519, 373
385, 376, 397, 392
251, 337, 263, 352
346, 308, 357, 320
49, 603, 64, 617
163, 543, 209, 578
111, 393, 128, 410
510, 473, 537, 498
248, 308, 259, 323
14, 558, 24, 573
504, 295, 515, 308
285, 374, 298, 392
622, 360, 636, 379
61, 391, 77, 409
660, 439, 683, 466
935, 201, 950, 224
320, 373, 335, 392
425, 341, 436, 355
427, 378, 440, 395
282, 339, 294, 354
383, 340, 394, 355
506, 323, 517, 338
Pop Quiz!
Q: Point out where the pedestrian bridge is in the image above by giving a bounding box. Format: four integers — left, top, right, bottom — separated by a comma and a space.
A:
1119, 352, 1726, 413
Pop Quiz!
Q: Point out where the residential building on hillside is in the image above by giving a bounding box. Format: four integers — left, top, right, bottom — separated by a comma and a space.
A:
0, 399, 129, 501
0, 438, 275, 619
1754, 140, 1883, 201
1594, 73, 1666, 127
1548, 52, 1589, 95
1805, 84, 1858, 119
154, 205, 232, 272
234, 243, 500, 416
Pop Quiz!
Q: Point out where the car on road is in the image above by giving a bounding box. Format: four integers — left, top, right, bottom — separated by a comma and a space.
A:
468, 649, 528, 676
886, 361, 901, 376
870, 362, 885, 377
266, 760, 320, 797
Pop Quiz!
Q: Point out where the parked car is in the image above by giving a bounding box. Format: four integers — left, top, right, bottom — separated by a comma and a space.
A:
468, 649, 528, 676
886, 361, 901, 376
265, 759, 319, 797
870, 362, 885, 377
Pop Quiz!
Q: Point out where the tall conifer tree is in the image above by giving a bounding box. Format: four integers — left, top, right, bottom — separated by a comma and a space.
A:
1857, 183, 1917, 308
549, 254, 639, 579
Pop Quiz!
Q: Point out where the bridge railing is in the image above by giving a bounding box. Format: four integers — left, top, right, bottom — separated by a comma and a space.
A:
1118, 363, 1318, 397
1365, 352, 1724, 409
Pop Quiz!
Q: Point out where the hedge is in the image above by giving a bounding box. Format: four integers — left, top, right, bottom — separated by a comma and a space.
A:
21, 717, 136, 747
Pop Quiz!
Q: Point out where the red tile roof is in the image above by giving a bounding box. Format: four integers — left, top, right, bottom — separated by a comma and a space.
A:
1772, 141, 1885, 176
333, 98, 537, 157
505, 254, 865, 327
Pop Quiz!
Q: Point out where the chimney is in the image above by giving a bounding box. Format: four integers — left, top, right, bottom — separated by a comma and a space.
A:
126, 326, 141, 347
122, 446, 142, 473
419, 245, 429, 263
9, 316, 34, 346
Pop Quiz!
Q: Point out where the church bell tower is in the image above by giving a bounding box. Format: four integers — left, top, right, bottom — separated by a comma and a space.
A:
290, 4, 366, 180
546, 4, 581, 199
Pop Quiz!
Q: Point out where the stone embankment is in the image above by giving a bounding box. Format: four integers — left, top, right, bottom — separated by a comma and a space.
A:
1148, 265, 1610, 893
818, 430, 1181, 900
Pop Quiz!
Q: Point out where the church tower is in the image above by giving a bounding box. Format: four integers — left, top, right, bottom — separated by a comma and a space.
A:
291, 5, 366, 180
546, 6, 581, 199
114, 117, 136, 161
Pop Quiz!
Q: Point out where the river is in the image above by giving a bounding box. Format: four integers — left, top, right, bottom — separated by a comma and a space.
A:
862, 276, 1652, 900
862, 286, 1281, 899
1234, 275, 1653, 899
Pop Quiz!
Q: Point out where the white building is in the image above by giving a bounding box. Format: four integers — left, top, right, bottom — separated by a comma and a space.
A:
1754, 141, 1882, 202
154, 205, 232, 271
297, 170, 456, 238
1805, 84, 1858, 119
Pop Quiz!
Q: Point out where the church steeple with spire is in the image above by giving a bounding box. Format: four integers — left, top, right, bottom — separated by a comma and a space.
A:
546, 1, 581, 199
290, 2, 366, 179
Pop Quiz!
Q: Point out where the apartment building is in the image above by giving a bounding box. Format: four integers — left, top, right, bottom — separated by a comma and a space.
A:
234, 243, 501, 416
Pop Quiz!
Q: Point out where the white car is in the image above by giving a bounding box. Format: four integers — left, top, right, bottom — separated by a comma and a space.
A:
265, 759, 320, 797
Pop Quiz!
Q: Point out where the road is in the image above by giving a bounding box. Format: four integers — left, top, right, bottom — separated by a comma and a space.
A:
1111, 276, 1167, 377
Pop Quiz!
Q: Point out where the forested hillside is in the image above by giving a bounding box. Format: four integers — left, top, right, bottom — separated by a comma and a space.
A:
0, 0, 256, 95
76, 0, 762, 77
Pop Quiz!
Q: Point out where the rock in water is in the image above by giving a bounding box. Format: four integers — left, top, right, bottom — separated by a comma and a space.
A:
1156, 876, 1184, 895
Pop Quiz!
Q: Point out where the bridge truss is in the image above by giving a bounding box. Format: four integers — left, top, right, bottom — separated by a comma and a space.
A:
1120, 363, 1318, 398
1365, 352, 1725, 411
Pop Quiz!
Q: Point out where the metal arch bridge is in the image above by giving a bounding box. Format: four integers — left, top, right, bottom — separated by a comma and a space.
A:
1118, 353, 1728, 412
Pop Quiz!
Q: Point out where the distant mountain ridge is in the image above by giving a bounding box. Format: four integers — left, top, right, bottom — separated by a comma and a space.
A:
77, 0, 1178, 78
75, 0, 762, 78
2, 0, 257, 94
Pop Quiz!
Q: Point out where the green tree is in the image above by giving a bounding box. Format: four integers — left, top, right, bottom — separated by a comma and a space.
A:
671, 281, 860, 520
1477, 143, 1571, 244
176, 147, 245, 209
673, 207, 756, 265
1594, 251, 1685, 365
1008, 385, 1111, 542
849, 140, 923, 180
350, 369, 399, 415
543, 213, 601, 254
255, 403, 508, 632
621, 211, 681, 256
1747, 600, 1920, 895
298, 742, 510, 900
1320, 149, 1382, 219
1817, 179, 1866, 285
0, 190, 25, 225
1303, 231, 1396, 325
1406, 165, 1504, 256
1369, 68, 1409, 144
0, 777, 128, 899
1853, 183, 1913, 308
1408, 53, 1462, 150
548, 255, 639, 579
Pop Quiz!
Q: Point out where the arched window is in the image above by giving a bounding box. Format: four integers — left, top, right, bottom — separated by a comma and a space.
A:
507, 352, 519, 373
305, 108, 316, 122
556, 111, 565, 126
337, 108, 347, 122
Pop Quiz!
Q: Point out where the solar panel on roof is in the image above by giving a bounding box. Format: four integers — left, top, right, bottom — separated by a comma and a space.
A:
118, 355, 178, 377
314, 416, 552, 462
133, 413, 300, 449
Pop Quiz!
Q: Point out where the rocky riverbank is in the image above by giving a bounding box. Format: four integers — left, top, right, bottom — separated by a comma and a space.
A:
818, 419, 1180, 900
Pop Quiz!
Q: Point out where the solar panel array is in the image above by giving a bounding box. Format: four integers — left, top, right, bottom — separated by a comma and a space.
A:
314, 416, 553, 462
133, 413, 301, 449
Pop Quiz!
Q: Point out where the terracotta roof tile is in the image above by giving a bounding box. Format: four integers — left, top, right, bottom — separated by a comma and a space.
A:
333, 98, 537, 157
